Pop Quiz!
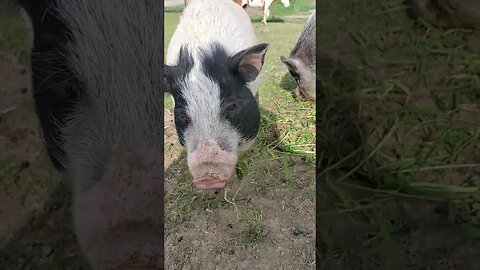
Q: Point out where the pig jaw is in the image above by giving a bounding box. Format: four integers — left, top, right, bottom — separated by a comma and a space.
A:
295, 80, 316, 101
294, 65, 316, 101
72, 146, 163, 269
187, 139, 238, 190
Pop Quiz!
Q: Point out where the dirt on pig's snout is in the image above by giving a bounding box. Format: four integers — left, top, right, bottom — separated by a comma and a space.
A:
187, 139, 238, 190
73, 146, 164, 270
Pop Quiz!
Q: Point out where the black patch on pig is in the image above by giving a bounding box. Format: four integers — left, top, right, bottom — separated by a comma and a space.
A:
200, 43, 260, 148
20, 0, 82, 171
164, 46, 195, 146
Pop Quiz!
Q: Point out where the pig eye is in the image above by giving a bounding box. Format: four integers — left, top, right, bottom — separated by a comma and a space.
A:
226, 103, 237, 112
290, 71, 300, 81
175, 110, 191, 126
224, 102, 240, 116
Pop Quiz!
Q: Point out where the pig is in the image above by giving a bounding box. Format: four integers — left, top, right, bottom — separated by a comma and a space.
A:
280, 11, 316, 101
18, 0, 164, 269
411, 0, 480, 30
164, 0, 269, 191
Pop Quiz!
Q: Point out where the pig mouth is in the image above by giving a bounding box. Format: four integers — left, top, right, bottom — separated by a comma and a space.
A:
193, 175, 230, 190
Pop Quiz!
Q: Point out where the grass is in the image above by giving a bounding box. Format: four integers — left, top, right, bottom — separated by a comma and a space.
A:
241, 207, 266, 244
317, 0, 480, 268
224, 207, 266, 254
271, 0, 315, 16
0, 159, 18, 189
165, 0, 315, 23
0, 3, 29, 57
164, 5, 185, 13
248, 0, 315, 23
164, 8, 315, 244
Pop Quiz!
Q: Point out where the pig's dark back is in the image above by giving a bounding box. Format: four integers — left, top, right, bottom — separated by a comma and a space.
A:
290, 12, 316, 67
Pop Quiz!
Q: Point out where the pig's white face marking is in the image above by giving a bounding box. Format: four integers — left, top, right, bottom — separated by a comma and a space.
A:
179, 69, 242, 190
180, 68, 242, 155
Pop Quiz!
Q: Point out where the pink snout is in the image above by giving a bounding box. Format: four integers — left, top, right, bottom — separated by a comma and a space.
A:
187, 139, 238, 190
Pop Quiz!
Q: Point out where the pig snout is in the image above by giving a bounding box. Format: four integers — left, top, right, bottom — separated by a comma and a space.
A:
187, 139, 238, 190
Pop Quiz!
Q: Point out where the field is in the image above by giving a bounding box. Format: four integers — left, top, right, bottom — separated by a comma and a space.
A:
163, 1, 316, 269
317, 1, 480, 269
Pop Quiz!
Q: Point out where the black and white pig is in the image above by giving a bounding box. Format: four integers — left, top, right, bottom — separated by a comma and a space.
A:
411, 0, 480, 30
18, 0, 164, 268
164, 0, 269, 190
280, 11, 316, 101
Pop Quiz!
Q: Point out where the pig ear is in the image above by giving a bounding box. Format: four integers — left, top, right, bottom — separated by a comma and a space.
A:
280, 56, 299, 75
230, 43, 269, 82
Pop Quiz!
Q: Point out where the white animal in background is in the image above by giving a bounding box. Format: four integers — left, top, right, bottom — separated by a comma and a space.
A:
244, 0, 290, 24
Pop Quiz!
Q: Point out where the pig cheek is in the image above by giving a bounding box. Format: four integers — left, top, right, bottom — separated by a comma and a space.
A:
73, 151, 163, 267
295, 86, 308, 101
73, 183, 113, 268
295, 77, 316, 101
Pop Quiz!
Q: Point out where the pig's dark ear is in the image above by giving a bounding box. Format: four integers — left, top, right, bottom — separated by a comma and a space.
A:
164, 65, 174, 93
280, 56, 299, 75
230, 43, 269, 82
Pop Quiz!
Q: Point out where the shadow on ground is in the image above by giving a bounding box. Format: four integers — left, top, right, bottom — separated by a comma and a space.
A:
0, 181, 90, 269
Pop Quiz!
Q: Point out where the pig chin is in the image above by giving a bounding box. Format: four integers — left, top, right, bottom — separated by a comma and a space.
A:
186, 139, 238, 190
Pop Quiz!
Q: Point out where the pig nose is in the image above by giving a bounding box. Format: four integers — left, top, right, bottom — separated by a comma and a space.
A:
189, 139, 230, 167
187, 139, 238, 190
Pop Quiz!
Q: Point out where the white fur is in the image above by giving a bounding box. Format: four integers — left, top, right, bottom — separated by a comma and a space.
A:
19, 8, 34, 48
167, 0, 261, 154
181, 67, 242, 154
245, 0, 290, 24
166, 0, 259, 96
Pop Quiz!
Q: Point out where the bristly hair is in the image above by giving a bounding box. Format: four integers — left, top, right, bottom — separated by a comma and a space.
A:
290, 12, 316, 66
